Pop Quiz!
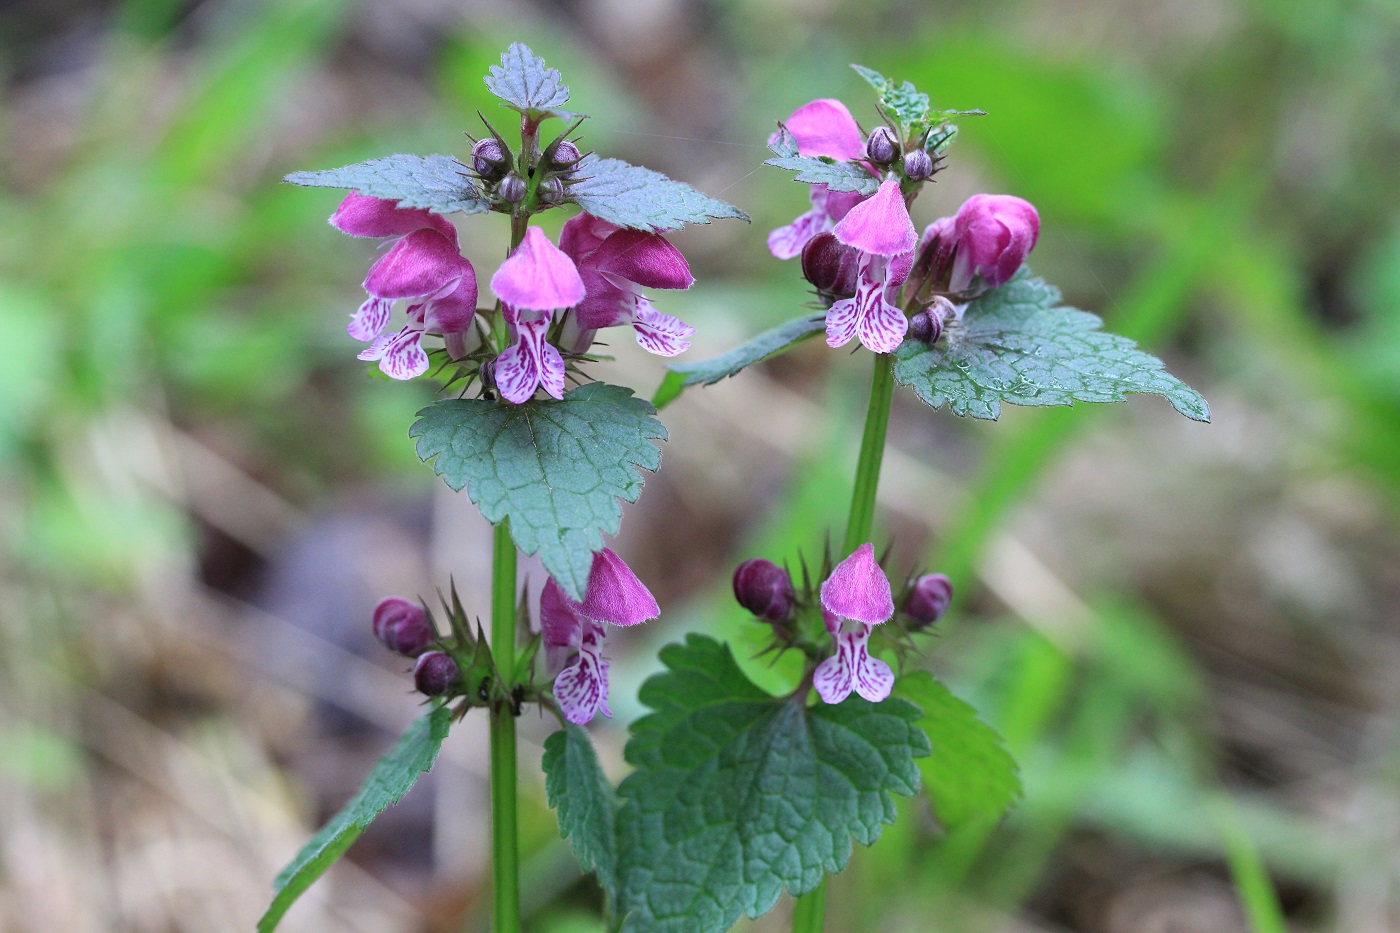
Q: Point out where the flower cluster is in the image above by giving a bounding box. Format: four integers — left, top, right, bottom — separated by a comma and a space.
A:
366, 548, 656, 724
325, 114, 698, 399
332, 196, 481, 380
330, 193, 696, 396
731, 544, 956, 706
769, 98, 1041, 354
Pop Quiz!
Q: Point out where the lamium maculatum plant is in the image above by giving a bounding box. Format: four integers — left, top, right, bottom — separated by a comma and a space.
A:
260, 47, 1207, 933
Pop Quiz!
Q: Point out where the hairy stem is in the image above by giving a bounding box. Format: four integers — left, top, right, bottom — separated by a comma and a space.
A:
490, 519, 520, 933
792, 351, 897, 933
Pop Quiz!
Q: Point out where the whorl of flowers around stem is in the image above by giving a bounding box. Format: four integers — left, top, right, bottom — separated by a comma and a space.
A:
767, 80, 1042, 357
730, 543, 957, 706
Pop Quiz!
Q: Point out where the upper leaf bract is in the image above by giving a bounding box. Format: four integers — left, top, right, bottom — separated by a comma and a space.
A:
484, 42, 574, 119
283, 154, 489, 215
409, 383, 667, 600
893, 270, 1211, 421
569, 155, 750, 232
763, 125, 882, 195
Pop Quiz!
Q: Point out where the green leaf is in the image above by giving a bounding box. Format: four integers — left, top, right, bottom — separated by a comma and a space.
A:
764, 127, 881, 195
652, 312, 826, 409
894, 673, 1021, 828
409, 383, 666, 600
543, 725, 618, 892
611, 634, 929, 933
893, 271, 1211, 421
852, 63, 931, 134
568, 155, 750, 233
284, 154, 490, 215
259, 707, 450, 932
483, 42, 576, 121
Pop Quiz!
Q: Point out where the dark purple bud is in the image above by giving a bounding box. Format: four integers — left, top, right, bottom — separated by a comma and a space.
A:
547, 139, 581, 168
413, 651, 460, 696
732, 559, 796, 622
498, 173, 528, 204
479, 358, 497, 391
902, 573, 953, 629
865, 126, 899, 165
372, 597, 435, 657
908, 309, 941, 344
801, 232, 860, 298
540, 176, 566, 203
903, 148, 934, 182
472, 138, 510, 179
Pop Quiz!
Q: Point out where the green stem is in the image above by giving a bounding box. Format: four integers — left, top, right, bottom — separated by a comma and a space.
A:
792, 352, 897, 933
490, 520, 520, 933
790, 878, 828, 932
843, 351, 895, 554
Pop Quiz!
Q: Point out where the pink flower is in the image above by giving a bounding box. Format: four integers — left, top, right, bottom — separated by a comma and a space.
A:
781, 99, 867, 161
578, 547, 660, 627
540, 548, 659, 725
489, 227, 585, 404
813, 543, 895, 705
921, 194, 1040, 293
541, 580, 612, 725
824, 180, 917, 354
558, 213, 696, 358
332, 194, 479, 380
491, 226, 587, 312
768, 99, 873, 260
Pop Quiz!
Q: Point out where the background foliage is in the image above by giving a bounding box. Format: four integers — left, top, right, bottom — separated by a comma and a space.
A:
2, 0, 1398, 931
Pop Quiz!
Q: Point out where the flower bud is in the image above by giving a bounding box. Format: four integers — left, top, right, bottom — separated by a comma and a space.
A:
732, 559, 796, 623
413, 651, 460, 696
902, 573, 953, 630
372, 597, 435, 657
865, 126, 899, 165
540, 176, 566, 203
472, 138, 510, 180
546, 139, 581, 169
908, 309, 941, 344
498, 172, 528, 204
800, 232, 860, 298
903, 148, 934, 182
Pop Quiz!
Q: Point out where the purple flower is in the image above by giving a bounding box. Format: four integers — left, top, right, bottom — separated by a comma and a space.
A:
331, 194, 479, 380
540, 548, 659, 725
781, 98, 867, 161
492, 226, 588, 311
489, 227, 586, 404
541, 579, 612, 725
921, 194, 1040, 293
579, 547, 661, 627
767, 99, 873, 260
558, 213, 696, 358
813, 543, 895, 705
825, 179, 917, 354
